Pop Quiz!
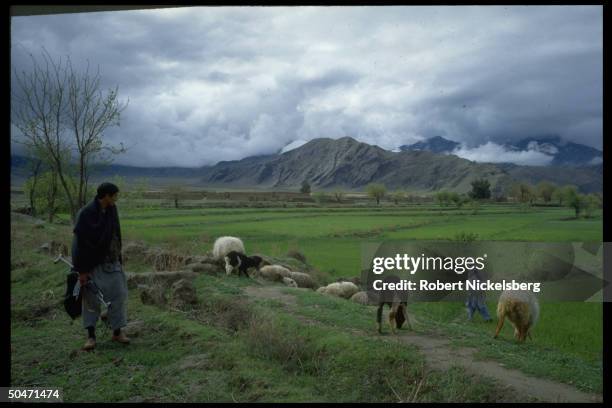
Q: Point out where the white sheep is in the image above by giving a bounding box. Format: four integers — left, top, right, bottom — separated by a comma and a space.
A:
282, 277, 298, 288
317, 281, 360, 299
257, 265, 292, 282
288, 271, 317, 289
212, 236, 245, 261
350, 291, 369, 305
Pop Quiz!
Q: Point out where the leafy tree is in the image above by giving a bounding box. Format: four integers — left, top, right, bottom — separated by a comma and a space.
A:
551, 184, 575, 206
313, 191, 327, 204
469, 178, 491, 200
300, 180, 311, 194
584, 194, 601, 218
470, 199, 480, 214
366, 183, 386, 205
449, 192, 465, 208
563, 186, 586, 218
436, 191, 451, 207
536, 181, 556, 204
24, 170, 78, 223
435, 191, 467, 208
391, 190, 405, 205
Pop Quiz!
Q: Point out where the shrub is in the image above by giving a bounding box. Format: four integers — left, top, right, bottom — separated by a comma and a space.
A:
454, 231, 479, 242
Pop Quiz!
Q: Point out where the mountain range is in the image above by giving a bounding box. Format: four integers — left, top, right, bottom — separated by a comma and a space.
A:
400, 135, 602, 167
11, 136, 602, 194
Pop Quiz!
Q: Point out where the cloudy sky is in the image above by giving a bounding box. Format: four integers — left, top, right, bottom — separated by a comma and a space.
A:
11, 6, 602, 167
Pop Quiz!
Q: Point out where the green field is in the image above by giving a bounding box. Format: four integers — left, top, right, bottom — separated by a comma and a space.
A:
10, 203, 603, 402
118, 205, 603, 280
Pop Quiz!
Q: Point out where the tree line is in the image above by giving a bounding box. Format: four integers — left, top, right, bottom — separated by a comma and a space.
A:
301, 178, 601, 219
434, 179, 600, 218
506, 181, 601, 218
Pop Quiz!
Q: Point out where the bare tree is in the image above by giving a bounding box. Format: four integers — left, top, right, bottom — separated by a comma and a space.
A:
366, 183, 386, 205
12, 49, 75, 218
65, 58, 128, 210
12, 48, 128, 221
509, 182, 535, 204
391, 190, 405, 205
333, 189, 344, 203
536, 181, 556, 204
166, 184, 185, 209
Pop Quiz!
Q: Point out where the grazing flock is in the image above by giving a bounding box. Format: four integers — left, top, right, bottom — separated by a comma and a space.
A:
213, 236, 539, 342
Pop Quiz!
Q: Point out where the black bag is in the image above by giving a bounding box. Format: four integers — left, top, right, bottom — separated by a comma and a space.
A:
64, 270, 82, 320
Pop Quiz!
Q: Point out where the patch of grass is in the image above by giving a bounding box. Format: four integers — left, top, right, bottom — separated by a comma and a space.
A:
245, 311, 324, 375
197, 294, 255, 333
411, 301, 603, 393
419, 366, 527, 402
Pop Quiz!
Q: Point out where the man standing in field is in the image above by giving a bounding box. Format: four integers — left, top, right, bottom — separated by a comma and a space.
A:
72, 182, 130, 351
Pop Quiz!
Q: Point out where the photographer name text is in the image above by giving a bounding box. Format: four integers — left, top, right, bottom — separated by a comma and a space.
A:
372, 279, 541, 293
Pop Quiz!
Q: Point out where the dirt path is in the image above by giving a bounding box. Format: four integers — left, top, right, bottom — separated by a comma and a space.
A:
244, 285, 602, 403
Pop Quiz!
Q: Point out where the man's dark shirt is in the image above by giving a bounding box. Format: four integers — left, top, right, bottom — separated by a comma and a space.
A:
71, 198, 122, 273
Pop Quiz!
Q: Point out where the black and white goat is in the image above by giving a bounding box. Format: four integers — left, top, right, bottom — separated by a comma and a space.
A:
224, 250, 263, 278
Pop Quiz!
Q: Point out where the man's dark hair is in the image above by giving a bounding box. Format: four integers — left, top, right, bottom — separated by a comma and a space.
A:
96, 182, 120, 199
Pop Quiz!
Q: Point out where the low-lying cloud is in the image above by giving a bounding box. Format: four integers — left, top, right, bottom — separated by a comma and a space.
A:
452, 142, 555, 166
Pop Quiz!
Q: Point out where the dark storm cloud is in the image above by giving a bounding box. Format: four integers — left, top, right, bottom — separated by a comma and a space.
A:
10, 6, 602, 167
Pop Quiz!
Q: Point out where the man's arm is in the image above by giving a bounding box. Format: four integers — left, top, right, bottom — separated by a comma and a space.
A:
72, 207, 100, 276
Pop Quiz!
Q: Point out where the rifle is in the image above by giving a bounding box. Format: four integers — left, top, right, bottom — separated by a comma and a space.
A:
54, 253, 111, 308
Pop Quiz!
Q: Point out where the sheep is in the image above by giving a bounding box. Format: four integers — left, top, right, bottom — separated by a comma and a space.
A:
288, 271, 317, 289
282, 277, 298, 288
316, 281, 359, 299
212, 236, 245, 261
224, 250, 263, 277
494, 290, 539, 342
256, 265, 292, 282
336, 276, 362, 286
350, 291, 369, 305
251, 265, 317, 289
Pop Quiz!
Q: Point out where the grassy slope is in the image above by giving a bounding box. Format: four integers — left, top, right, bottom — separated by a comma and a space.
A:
10, 204, 603, 401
